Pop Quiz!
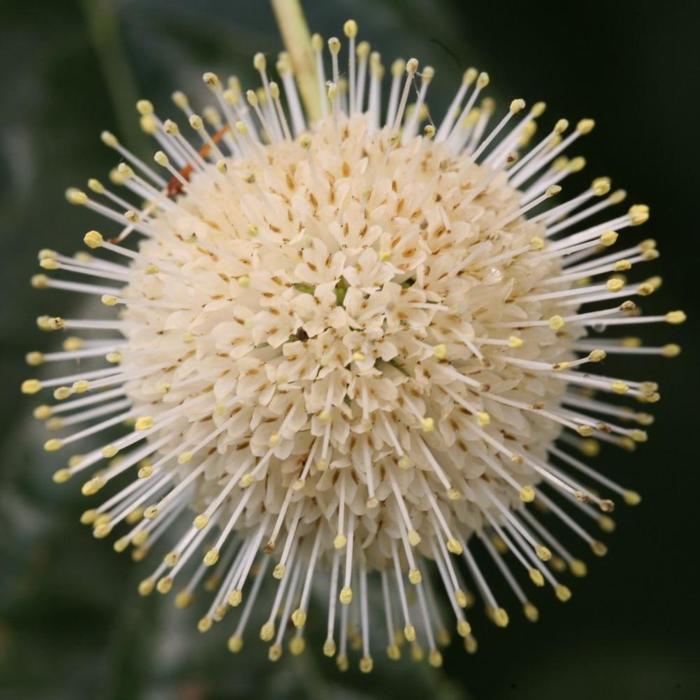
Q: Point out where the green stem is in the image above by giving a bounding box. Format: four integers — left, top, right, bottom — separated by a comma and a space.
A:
80, 0, 147, 153
270, 0, 320, 122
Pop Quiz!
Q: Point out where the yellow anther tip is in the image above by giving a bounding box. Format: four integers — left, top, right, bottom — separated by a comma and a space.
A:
52, 468, 72, 484
493, 607, 509, 628
507, 335, 524, 348
428, 649, 443, 668
343, 19, 358, 38
548, 315, 565, 331
519, 485, 536, 503
44, 438, 63, 452
446, 537, 463, 555
609, 189, 627, 204
134, 416, 153, 431
72, 379, 89, 394
408, 568, 422, 585
555, 585, 572, 602
569, 156, 586, 172
591, 540, 608, 557
623, 490, 641, 506
629, 204, 650, 225
135, 99, 154, 115
523, 602, 539, 622
530, 236, 545, 250
588, 349, 607, 363
611, 380, 630, 395
529, 568, 545, 587
535, 545, 552, 561
433, 343, 447, 359
82, 477, 105, 497
570, 559, 588, 577
21, 379, 42, 395
174, 591, 192, 609
154, 151, 169, 166
666, 310, 686, 325
477, 71, 490, 88
259, 621, 275, 641
310, 33, 323, 51
531, 101, 547, 117
456, 619, 471, 638
83, 230, 103, 249
577, 118, 595, 134
291, 608, 307, 629
197, 617, 212, 633
592, 177, 611, 196
476, 411, 490, 427
80, 509, 97, 525
386, 643, 401, 660
202, 72, 220, 89
65, 188, 88, 205
600, 230, 618, 246
113, 536, 130, 553
227, 635, 243, 653
156, 577, 173, 595
203, 549, 220, 567
138, 579, 154, 597
193, 514, 209, 530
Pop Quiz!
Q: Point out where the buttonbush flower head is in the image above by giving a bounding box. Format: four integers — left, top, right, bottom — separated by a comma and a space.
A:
24, 6, 683, 672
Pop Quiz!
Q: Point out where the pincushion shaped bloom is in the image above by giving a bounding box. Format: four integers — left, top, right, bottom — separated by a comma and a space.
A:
23, 6, 684, 672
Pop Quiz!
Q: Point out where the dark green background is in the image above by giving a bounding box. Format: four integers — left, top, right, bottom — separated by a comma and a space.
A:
1, 1, 698, 698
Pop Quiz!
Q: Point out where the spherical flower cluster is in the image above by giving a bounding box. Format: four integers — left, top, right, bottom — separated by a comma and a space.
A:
24, 13, 683, 671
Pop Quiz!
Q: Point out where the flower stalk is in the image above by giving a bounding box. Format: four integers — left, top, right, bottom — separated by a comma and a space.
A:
270, 0, 320, 121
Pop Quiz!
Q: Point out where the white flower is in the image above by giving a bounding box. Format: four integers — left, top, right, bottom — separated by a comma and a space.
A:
24, 11, 684, 673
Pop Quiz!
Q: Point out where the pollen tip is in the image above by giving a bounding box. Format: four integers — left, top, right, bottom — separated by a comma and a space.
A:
592, 176, 611, 196
343, 19, 358, 38
535, 545, 552, 561
665, 310, 686, 325
626, 203, 649, 225
83, 230, 103, 249
570, 559, 588, 577
623, 490, 642, 506
21, 379, 42, 395
492, 607, 509, 628
408, 568, 422, 585
519, 485, 536, 503
576, 118, 595, 134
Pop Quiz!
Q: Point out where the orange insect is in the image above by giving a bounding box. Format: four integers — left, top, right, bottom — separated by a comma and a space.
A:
167, 124, 232, 198
110, 124, 232, 243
